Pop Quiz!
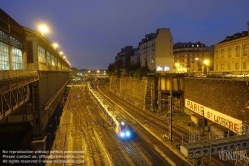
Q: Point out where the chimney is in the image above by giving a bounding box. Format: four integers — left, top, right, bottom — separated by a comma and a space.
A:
248, 22, 249, 36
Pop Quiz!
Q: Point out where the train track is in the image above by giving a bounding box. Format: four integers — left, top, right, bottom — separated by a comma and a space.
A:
96, 82, 234, 166
93, 84, 190, 165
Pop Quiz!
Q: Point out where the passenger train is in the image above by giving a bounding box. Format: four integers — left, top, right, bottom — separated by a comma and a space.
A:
88, 82, 135, 140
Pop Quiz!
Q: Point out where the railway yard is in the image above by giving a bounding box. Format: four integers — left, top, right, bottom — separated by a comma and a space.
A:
46, 80, 235, 166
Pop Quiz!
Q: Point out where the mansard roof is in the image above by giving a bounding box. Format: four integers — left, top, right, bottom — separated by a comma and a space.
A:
173, 42, 205, 49
218, 31, 248, 44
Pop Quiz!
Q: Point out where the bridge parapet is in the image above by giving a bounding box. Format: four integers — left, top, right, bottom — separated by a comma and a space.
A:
0, 69, 38, 81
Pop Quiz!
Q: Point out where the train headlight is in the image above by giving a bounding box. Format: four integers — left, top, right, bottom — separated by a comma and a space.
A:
126, 131, 130, 136
120, 132, 124, 137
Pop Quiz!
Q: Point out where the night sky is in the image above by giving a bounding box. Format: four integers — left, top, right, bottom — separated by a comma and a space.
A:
1, 0, 249, 70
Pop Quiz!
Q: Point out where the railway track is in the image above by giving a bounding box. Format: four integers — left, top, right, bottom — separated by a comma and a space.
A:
95, 82, 234, 166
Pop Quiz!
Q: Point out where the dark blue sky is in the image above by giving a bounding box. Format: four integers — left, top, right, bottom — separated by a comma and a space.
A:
2, 0, 249, 69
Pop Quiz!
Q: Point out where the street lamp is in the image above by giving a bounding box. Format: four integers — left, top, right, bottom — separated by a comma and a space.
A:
203, 59, 210, 74
53, 43, 59, 48
38, 24, 49, 35
175, 63, 180, 73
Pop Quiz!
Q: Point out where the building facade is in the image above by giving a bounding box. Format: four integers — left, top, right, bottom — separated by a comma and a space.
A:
173, 42, 214, 73
214, 23, 249, 74
138, 28, 173, 73
115, 46, 133, 74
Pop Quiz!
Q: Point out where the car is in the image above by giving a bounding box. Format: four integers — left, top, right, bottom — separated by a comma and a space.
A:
223, 74, 233, 78
235, 74, 245, 78
197, 74, 207, 78
244, 74, 249, 78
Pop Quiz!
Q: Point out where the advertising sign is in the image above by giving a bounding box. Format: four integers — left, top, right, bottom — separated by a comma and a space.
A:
185, 99, 242, 134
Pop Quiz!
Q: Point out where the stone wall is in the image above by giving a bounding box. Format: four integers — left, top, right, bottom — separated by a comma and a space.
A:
184, 78, 249, 124
109, 77, 155, 110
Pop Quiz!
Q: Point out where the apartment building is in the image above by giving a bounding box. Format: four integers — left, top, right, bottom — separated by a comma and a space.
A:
214, 23, 249, 74
173, 42, 214, 73
138, 28, 173, 73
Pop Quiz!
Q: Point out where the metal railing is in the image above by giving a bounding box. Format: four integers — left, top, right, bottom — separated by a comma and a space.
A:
0, 69, 38, 80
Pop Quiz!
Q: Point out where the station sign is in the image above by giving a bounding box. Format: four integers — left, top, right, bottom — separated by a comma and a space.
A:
185, 99, 242, 134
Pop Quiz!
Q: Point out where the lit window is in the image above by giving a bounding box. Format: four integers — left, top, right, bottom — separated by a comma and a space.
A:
12, 47, 22, 69
38, 45, 46, 63
47, 52, 51, 65
197, 45, 199, 47
0, 42, 10, 70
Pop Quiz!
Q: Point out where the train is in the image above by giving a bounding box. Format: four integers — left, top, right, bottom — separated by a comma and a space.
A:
88, 82, 135, 140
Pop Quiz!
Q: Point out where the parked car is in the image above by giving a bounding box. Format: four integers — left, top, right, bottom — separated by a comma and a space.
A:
235, 74, 245, 78
223, 73, 233, 78
197, 74, 207, 77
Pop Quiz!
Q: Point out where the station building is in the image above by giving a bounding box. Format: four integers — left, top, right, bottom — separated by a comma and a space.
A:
0, 9, 70, 150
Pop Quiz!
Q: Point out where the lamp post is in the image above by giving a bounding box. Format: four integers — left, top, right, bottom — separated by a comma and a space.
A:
38, 24, 49, 36
203, 59, 210, 74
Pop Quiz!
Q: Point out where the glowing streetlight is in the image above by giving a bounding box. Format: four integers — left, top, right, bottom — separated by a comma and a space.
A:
38, 24, 49, 35
53, 43, 58, 48
59, 52, 63, 55
203, 59, 209, 66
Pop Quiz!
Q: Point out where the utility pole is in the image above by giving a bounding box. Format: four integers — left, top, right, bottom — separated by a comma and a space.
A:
168, 93, 173, 142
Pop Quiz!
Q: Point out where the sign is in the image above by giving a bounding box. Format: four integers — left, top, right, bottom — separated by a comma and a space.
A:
156, 66, 163, 71
163, 66, 170, 71
185, 99, 242, 134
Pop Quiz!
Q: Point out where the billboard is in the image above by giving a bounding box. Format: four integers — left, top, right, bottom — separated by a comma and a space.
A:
185, 99, 242, 134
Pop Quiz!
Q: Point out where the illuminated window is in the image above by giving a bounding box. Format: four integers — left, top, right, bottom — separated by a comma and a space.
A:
55, 57, 58, 67
38, 45, 46, 63
0, 42, 9, 70
47, 52, 51, 65
51, 55, 55, 66
12, 47, 22, 69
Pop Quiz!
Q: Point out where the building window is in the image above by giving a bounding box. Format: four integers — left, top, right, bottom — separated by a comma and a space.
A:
0, 31, 9, 42
55, 57, 58, 67
243, 62, 247, 69
228, 47, 232, 58
216, 50, 218, 59
12, 47, 22, 69
221, 64, 224, 70
244, 45, 247, 56
216, 64, 218, 70
221, 49, 224, 58
236, 46, 240, 57
38, 45, 46, 63
51, 55, 55, 66
228, 63, 231, 70
235, 62, 239, 70
47, 52, 51, 65
0, 42, 9, 70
